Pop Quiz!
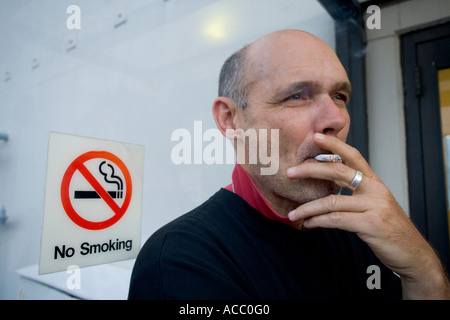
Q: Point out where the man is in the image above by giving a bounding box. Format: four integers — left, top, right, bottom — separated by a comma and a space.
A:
129, 30, 450, 299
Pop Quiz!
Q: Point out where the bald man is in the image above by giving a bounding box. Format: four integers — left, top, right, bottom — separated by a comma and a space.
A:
129, 30, 450, 300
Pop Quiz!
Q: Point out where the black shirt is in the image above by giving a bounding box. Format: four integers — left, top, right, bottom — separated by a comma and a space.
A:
128, 188, 402, 299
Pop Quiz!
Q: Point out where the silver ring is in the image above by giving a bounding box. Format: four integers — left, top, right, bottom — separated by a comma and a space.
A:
350, 171, 363, 189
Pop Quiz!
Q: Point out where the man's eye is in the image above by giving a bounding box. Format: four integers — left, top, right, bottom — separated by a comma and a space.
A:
334, 94, 348, 103
288, 93, 306, 100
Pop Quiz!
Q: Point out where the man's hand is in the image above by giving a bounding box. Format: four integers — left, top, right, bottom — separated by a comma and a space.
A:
287, 133, 450, 299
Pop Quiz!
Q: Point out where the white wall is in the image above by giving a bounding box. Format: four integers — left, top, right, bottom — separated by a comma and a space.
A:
0, 0, 334, 299
364, 0, 450, 216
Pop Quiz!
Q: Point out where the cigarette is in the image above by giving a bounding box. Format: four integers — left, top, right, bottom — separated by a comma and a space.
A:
314, 154, 342, 163
74, 190, 123, 199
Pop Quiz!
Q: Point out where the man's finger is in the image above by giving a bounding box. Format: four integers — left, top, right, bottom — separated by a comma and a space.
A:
302, 211, 365, 233
286, 162, 369, 192
288, 194, 368, 222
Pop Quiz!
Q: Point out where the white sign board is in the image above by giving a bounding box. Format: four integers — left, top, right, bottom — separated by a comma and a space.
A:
39, 132, 144, 275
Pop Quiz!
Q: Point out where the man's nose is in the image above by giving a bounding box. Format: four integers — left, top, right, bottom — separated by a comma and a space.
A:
314, 95, 348, 135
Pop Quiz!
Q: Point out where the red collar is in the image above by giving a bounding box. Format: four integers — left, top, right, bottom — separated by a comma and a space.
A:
225, 164, 294, 227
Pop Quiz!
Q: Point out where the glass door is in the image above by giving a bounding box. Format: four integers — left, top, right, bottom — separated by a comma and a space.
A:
402, 22, 450, 271
439, 68, 450, 242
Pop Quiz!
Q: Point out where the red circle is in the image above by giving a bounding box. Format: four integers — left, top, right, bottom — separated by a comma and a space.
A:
61, 151, 132, 230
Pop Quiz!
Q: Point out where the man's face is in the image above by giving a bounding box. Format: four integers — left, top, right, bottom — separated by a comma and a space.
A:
235, 31, 351, 208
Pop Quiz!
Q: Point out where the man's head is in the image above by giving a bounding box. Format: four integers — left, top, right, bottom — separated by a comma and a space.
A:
213, 29, 351, 215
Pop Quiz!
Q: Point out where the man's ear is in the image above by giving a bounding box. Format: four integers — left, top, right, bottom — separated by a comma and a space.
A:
212, 97, 239, 138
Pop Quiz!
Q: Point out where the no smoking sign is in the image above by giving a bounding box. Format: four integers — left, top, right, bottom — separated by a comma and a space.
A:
39, 132, 144, 275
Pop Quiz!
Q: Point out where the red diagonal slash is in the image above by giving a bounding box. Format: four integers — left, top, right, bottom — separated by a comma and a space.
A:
77, 163, 122, 215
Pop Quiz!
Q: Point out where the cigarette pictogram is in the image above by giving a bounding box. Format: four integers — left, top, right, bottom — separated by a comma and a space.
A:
74, 161, 124, 199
